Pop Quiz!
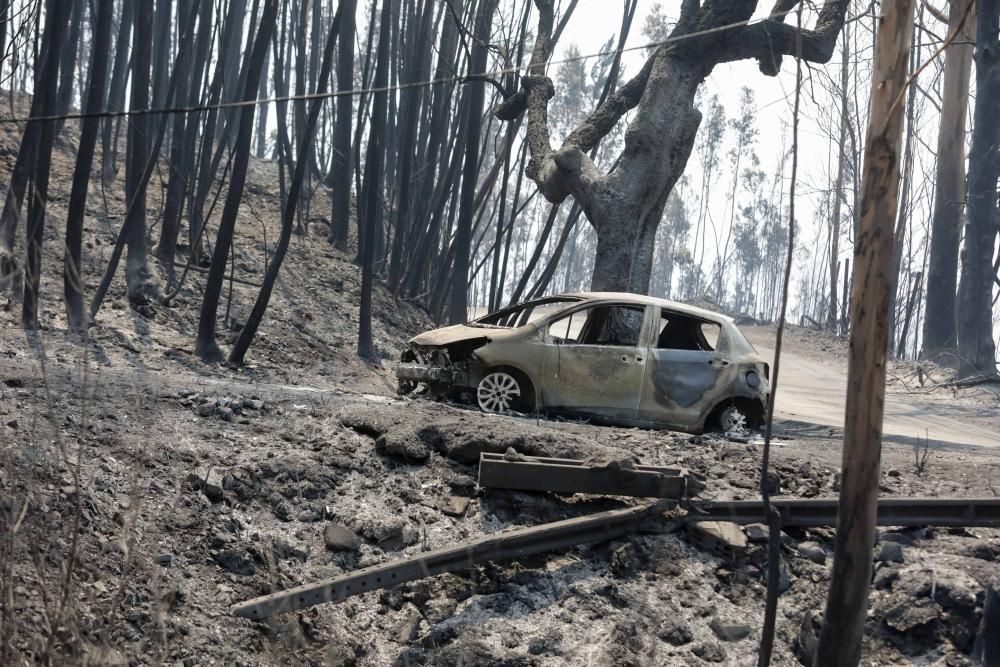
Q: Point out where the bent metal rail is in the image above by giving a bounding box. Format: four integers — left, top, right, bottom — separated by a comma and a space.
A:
232, 494, 1000, 620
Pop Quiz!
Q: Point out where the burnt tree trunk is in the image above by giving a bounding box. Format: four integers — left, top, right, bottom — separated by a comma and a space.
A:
195, 0, 277, 362
957, 0, 1000, 379
922, 0, 975, 361
64, 0, 113, 332
101, 0, 134, 186
358, 0, 393, 360
229, 4, 344, 365
448, 0, 499, 323
503, 0, 848, 295
53, 0, 84, 137
21, 0, 69, 329
123, 0, 157, 305
815, 1, 916, 664
327, 0, 356, 249
827, 25, 849, 331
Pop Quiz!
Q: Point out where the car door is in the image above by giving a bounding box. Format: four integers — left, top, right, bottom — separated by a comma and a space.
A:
541, 303, 651, 421
639, 308, 727, 427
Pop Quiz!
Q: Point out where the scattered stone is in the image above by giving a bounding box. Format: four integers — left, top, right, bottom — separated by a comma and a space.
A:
297, 509, 322, 523
194, 403, 216, 417
610, 543, 637, 578
397, 605, 422, 643
5, 419, 17, 429
877, 541, 904, 564
375, 432, 431, 464
245, 399, 265, 410
883, 597, 940, 636
324, 523, 361, 552
794, 610, 821, 665
968, 542, 1000, 561
156, 553, 174, 566
215, 549, 255, 576
441, 496, 469, 517
709, 618, 752, 641
744, 523, 768, 542
873, 568, 899, 591
691, 641, 726, 662
448, 475, 477, 496
217, 406, 234, 422
272, 538, 308, 562
797, 541, 826, 565
272, 501, 293, 522
686, 521, 747, 559
186, 468, 225, 502
658, 623, 693, 646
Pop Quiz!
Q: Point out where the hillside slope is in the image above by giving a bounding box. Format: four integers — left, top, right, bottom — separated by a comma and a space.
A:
0, 95, 431, 391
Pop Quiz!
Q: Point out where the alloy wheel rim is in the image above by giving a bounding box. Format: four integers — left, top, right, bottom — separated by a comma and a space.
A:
477, 372, 521, 413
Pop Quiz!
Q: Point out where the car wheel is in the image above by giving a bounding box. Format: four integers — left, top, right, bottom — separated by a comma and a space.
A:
718, 404, 750, 435
477, 371, 524, 414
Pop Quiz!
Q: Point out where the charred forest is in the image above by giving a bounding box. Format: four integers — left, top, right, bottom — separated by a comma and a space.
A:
0, 0, 999, 666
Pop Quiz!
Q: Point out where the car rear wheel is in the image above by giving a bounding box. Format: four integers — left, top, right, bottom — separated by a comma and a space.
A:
477, 371, 525, 413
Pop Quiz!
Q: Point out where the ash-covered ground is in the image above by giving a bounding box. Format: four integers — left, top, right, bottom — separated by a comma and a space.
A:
1, 353, 998, 666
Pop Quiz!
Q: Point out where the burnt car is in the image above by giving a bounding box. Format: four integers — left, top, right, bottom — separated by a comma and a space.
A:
396, 292, 770, 434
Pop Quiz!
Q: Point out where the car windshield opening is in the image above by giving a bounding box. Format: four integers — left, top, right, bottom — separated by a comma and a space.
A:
472, 297, 580, 328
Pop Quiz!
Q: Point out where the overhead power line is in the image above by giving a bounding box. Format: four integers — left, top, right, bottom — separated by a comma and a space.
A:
0, 7, 798, 126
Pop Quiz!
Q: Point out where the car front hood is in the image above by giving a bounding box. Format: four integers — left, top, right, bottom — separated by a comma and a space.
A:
409, 324, 522, 347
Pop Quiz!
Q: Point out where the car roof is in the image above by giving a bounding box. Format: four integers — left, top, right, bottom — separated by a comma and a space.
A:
559, 292, 734, 324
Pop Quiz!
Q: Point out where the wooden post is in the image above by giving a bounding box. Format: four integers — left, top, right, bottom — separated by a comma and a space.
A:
973, 586, 1000, 665
814, 1, 916, 665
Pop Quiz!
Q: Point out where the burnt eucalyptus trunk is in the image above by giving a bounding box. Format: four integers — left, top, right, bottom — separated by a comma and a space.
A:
101, 0, 134, 185
957, 0, 1000, 379
195, 0, 277, 362
816, 1, 916, 663
155, 0, 203, 280
230, 4, 344, 365
327, 0, 355, 249
123, 0, 157, 304
64, 0, 113, 332
21, 0, 69, 329
922, 0, 974, 361
448, 0, 499, 323
358, 0, 393, 360
0, 0, 67, 293
53, 0, 84, 136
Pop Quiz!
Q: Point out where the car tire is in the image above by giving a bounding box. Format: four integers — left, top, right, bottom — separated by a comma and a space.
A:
477, 370, 530, 414
718, 404, 750, 435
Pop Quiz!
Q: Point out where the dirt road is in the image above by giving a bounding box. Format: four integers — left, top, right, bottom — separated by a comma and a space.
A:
746, 329, 1000, 451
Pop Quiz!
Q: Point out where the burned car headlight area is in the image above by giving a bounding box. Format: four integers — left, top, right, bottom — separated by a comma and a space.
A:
397, 337, 490, 400
396, 293, 770, 434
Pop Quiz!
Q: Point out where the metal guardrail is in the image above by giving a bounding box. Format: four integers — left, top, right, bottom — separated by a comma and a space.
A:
232, 499, 676, 620
688, 497, 1000, 528
478, 452, 705, 499
232, 453, 1000, 620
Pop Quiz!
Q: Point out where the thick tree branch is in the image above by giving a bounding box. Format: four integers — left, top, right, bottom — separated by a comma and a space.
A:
503, 0, 848, 213
716, 0, 849, 75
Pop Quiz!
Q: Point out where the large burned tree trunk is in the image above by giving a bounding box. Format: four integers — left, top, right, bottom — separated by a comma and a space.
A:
957, 0, 1000, 379
501, 0, 848, 294
922, 0, 975, 362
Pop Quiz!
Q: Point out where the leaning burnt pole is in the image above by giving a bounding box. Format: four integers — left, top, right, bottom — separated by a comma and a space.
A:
815, 1, 916, 665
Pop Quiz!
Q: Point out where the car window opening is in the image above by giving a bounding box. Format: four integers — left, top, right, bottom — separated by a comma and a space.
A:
657, 313, 720, 352
550, 305, 644, 347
